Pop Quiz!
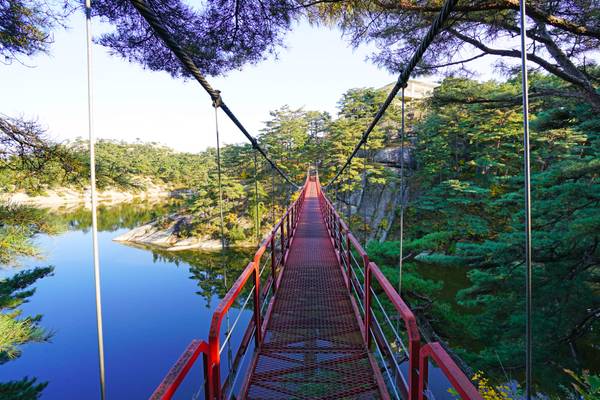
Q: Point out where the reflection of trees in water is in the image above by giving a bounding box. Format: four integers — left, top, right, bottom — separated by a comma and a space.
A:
43, 199, 183, 233
0, 266, 54, 399
0, 200, 180, 398
150, 247, 254, 307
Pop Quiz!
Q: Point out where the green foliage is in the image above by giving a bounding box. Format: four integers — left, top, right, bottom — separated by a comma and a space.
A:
320, 87, 398, 193
0, 0, 66, 61
564, 370, 600, 400
0, 267, 54, 362
0, 377, 47, 400
0, 137, 217, 193
405, 74, 600, 393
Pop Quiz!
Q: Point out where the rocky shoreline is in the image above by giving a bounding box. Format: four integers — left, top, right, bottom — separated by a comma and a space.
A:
113, 216, 224, 251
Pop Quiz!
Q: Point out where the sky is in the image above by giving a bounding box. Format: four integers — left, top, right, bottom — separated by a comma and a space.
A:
1, 14, 402, 153
0, 12, 504, 153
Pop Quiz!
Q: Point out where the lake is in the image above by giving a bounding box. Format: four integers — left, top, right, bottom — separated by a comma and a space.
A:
0, 201, 254, 399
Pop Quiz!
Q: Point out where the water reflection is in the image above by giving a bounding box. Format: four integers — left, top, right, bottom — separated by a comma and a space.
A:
44, 199, 182, 233
0, 200, 256, 399
149, 247, 254, 307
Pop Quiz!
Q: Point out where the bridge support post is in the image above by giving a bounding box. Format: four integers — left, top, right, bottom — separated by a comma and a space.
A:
280, 223, 285, 256
345, 232, 351, 283
270, 235, 277, 291
206, 347, 219, 399
253, 262, 262, 347
286, 213, 291, 248
408, 339, 420, 400
202, 352, 210, 400
337, 220, 343, 250
363, 255, 371, 348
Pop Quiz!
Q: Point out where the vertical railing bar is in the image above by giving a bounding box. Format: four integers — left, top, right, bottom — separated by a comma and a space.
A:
370, 287, 409, 355
372, 329, 402, 400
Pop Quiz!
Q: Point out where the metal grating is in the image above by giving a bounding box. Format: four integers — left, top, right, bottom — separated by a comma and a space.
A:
245, 182, 384, 399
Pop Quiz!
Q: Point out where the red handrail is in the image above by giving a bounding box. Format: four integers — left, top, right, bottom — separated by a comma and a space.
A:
419, 343, 483, 400
149, 340, 209, 400
150, 180, 307, 400
317, 184, 481, 400
319, 190, 421, 399
367, 261, 421, 399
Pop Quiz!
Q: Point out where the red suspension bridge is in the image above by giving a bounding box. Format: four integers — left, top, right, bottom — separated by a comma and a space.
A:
79, 0, 537, 397
149, 174, 483, 400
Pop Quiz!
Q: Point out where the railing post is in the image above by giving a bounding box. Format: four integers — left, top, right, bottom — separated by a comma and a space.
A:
291, 206, 295, 229
286, 213, 291, 248
337, 220, 342, 250
203, 352, 210, 400
345, 231, 351, 281
253, 261, 262, 347
408, 337, 421, 400
280, 223, 285, 259
334, 218, 338, 248
418, 344, 429, 400
207, 341, 220, 399
332, 214, 338, 249
270, 235, 277, 292
364, 257, 371, 347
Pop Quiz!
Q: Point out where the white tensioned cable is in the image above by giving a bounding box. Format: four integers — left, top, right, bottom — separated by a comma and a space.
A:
84, 2, 106, 398
398, 87, 405, 299
519, 1, 533, 398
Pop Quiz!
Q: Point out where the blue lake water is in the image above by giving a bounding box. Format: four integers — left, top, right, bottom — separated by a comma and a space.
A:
0, 203, 253, 399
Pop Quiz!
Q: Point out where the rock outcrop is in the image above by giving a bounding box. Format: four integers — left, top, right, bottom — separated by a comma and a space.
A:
113, 215, 223, 251
336, 145, 415, 242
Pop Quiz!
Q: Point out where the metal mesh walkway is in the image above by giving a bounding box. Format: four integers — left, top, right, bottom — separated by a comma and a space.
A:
245, 181, 384, 399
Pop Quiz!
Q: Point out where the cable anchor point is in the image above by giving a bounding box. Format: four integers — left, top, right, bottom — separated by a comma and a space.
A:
212, 90, 223, 108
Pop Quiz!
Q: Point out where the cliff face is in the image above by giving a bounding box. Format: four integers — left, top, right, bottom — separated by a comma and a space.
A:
337, 146, 415, 242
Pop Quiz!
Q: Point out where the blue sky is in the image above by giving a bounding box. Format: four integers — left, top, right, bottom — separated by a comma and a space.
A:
1, 14, 405, 152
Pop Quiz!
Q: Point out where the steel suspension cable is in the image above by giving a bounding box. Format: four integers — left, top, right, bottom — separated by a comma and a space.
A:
128, 0, 299, 188
324, 0, 458, 188
394, 89, 408, 378
253, 151, 260, 241
362, 141, 368, 246
519, 1, 533, 398
214, 106, 226, 251
271, 166, 275, 224
214, 104, 233, 376
398, 88, 405, 299
84, 2, 106, 398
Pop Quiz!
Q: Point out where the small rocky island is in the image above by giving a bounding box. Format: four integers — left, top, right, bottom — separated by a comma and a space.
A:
113, 214, 223, 251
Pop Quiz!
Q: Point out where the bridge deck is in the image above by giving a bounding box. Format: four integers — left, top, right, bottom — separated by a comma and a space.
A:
245, 181, 384, 399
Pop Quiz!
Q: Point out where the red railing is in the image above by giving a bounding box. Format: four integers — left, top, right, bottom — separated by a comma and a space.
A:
151, 178, 308, 400
318, 185, 420, 399
318, 178, 481, 400
419, 343, 483, 400
149, 340, 209, 400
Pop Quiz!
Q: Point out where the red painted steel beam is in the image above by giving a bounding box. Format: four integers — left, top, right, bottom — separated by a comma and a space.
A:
419, 342, 483, 400
149, 340, 209, 400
